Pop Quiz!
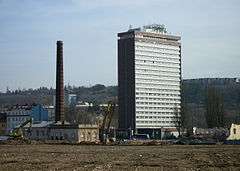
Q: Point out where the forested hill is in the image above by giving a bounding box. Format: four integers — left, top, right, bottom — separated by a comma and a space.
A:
0, 84, 118, 106
182, 78, 240, 109
0, 78, 240, 109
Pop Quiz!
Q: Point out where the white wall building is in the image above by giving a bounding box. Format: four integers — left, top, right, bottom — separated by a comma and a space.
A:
6, 108, 31, 133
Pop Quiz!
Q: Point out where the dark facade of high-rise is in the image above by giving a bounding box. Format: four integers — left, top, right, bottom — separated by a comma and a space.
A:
118, 31, 136, 130
55, 40, 65, 122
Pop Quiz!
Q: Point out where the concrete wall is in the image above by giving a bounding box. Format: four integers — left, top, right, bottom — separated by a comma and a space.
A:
49, 128, 79, 142
28, 127, 49, 140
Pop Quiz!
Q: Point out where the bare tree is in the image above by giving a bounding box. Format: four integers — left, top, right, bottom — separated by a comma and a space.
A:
174, 105, 181, 137
65, 105, 77, 123
65, 105, 98, 124
181, 102, 194, 136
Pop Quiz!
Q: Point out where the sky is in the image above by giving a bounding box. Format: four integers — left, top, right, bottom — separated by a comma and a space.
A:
0, 0, 240, 92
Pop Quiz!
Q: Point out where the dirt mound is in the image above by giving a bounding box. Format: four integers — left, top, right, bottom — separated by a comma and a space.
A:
0, 144, 239, 170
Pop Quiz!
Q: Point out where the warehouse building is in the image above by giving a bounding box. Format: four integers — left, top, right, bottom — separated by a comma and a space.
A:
25, 122, 99, 143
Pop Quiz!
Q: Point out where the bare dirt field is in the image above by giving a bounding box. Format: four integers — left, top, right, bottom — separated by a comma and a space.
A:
0, 144, 240, 171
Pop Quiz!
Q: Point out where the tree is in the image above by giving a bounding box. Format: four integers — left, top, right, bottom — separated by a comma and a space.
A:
174, 105, 181, 137
65, 105, 98, 124
234, 105, 240, 124
180, 84, 194, 136
76, 110, 97, 124
235, 90, 240, 124
65, 105, 77, 123
90, 84, 106, 92
205, 86, 225, 128
180, 102, 194, 136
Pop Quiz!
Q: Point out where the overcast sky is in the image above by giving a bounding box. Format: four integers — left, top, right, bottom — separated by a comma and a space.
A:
0, 0, 240, 92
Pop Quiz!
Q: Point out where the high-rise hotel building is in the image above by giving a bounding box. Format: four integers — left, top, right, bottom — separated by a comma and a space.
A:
118, 24, 181, 137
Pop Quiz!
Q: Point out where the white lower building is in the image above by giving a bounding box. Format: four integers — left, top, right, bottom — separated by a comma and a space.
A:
6, 108, 31, 133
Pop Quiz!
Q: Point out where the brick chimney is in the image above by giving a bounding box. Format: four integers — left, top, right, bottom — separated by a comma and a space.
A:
55, 40, 64, 123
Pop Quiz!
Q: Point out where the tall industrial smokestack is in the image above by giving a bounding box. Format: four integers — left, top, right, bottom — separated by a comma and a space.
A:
55, 40, 64, 123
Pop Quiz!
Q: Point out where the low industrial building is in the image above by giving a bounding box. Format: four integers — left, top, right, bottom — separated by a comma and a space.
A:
50, 123, 99, 142
25, 121, 51, 140
25, 122, 99, 143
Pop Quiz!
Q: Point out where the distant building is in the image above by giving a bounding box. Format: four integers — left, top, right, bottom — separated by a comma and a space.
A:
67, 94, 77, 106
118, 24, 181, 137
5, 104, 52, 133
55, 92, 77, 106
44, 106, 55, 121
236, 78, 240, 83
76, 101, 93, 108
31, 104, 49, 122
6, 106, 31, 133
0, 112, 7, 135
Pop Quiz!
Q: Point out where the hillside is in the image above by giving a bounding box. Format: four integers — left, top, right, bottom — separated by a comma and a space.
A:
182, 78, 240, 127
0, 84, 118, 106
182, 78, 240, 109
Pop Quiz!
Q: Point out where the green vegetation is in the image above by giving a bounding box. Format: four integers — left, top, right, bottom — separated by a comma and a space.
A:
205, 86, 225, 128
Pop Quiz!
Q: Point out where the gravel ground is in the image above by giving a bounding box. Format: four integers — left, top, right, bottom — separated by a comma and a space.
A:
0, 144, 240, 171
